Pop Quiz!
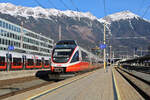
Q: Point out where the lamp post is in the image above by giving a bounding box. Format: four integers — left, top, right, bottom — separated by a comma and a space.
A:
103, 22, 106, 72
109, 45, 112, 65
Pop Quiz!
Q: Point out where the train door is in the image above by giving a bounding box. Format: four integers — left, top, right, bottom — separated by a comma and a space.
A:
44, 57, 50, 68
26, 55, 34, 69
26, 58, 34, 69
35, 59, 42, 69
12, 57, 23, 70
41, 57, 44, 68
49, 58, 51, 65
22, 55, 26, 70
6, 53, 12, 71
35, 56, 42, 69
0, 56, 6, 70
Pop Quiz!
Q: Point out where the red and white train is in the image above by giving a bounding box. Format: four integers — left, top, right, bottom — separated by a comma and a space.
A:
51, 40, 102, 75
0, 51, 51, 71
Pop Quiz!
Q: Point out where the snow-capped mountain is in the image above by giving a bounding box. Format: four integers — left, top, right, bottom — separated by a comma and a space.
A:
0, 3, 150, 56
0, 3, 146, 24
103, 11, 140, 23
0, 3, 97, 20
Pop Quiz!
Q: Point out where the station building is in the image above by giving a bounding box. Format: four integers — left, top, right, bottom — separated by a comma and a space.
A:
0, 18, 54, 56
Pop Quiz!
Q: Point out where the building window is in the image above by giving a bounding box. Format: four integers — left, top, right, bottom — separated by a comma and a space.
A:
2, 21, 5, 28
8, 24, 11, 30
0, 20, 2, 27
6, 23, 8, 29
8, 40, 11, 45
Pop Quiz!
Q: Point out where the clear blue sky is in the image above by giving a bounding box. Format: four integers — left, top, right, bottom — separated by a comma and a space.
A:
0, 0, 150, 20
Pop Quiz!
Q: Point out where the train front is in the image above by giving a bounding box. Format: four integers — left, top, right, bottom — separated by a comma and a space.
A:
50, 40, 78, 78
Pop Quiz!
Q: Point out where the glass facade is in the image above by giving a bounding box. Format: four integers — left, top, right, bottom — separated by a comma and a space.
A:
0, 18, 54, 56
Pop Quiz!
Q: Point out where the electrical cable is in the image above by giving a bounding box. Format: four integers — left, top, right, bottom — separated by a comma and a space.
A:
47, 0, 58, 9
69, 0, 80, 12
59, 0, 70, 10
58, 0, 80, 20
137, 0, 146, 13
34, 0, 46, 8
142, 5, 150, 18
103, 0, 107, 16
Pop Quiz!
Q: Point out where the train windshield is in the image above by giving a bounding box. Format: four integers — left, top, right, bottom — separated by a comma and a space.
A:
52, 48, 74, 63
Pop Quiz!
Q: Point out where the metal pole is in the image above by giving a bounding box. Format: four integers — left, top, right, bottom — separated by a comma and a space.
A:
109, 45, 112, 65
104, 22, 106, 71
112, 51, 114, 67
7, 50, 10, 71
59, 25, 61, 41
140, 48, 142, 57
21, 21, 23, 49
133, 48, 135, 58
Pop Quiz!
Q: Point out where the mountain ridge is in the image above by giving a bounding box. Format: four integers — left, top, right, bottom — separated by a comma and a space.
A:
0, 3, 150, 56
1, 3, 149, 24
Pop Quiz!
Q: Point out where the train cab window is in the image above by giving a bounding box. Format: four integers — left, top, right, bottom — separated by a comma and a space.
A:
27, 59, 34, 66
52, 48, 73, 63
0, 56, 5, 66
71, 51, 79, 63
44, 60, 49, 65
36, 59, 41, 66
13, 58, 22, 66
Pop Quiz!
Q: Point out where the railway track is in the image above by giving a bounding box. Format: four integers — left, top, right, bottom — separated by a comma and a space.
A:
116, 67, 150, 99
0, 74, 55, 100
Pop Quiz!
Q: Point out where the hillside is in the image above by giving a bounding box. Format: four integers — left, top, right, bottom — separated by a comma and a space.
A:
0, 3, 150, 56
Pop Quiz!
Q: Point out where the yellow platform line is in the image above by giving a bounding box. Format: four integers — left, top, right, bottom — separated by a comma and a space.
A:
112, 68, 121, 100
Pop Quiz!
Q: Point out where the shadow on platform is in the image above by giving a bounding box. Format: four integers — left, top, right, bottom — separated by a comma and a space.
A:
35, 70, 53, 81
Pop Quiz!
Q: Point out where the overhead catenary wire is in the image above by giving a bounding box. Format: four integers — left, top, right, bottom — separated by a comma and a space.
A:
136, 0, 150, 19
69, 0, 80, 12
103, 0, 107, 17
142, 5, 150, 18
34, 0, 46, 8
47, 0, 58, 9
33, 0, 62, 40
59, 0, 70, 10
58, 0, 80, 20
137, 0, 146, 13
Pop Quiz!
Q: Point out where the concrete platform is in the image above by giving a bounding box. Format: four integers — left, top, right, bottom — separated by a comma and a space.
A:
4, 67, 114, 100
32, 68, 114, 100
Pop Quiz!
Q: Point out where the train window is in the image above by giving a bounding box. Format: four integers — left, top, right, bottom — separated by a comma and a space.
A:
71, 51, 79, 63
81, 51, 89, 62
0, 56, 5, 66
36, 59, 41, 66
44, 60, 49, 65
27, 59, 34, 66
13, 58, 22, 66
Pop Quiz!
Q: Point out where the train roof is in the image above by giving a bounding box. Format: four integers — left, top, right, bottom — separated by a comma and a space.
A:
55, 40, 77, 49
56, 40, 77, 46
